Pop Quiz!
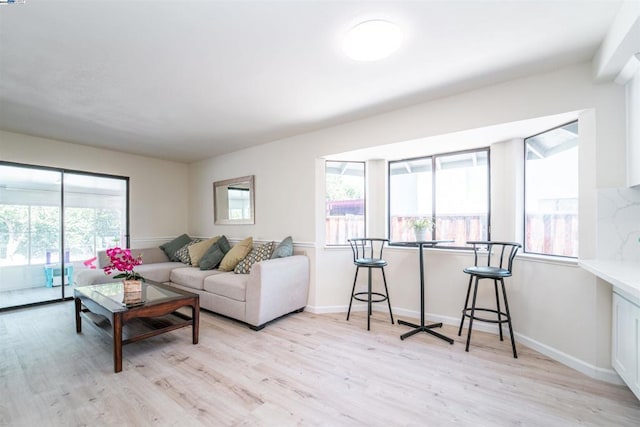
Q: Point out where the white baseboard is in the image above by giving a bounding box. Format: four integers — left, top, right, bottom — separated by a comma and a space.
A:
514, 333, 623, 385
306, 305, 345, 314
305, 304, 623, 385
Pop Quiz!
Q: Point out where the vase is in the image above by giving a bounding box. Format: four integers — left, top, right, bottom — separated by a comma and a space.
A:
414, 228, 427, 241
123, 279, 142, 293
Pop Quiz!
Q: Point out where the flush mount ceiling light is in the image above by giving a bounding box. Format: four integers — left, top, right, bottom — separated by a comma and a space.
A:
342, 20, 403, 61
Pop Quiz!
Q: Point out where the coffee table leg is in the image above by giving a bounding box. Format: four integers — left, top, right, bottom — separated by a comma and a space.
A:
74, 298, 82, 333
192, 298, 200, 345
113, 313, 123, 373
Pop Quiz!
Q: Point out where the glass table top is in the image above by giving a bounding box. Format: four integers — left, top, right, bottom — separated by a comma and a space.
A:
74, 281, 192, 312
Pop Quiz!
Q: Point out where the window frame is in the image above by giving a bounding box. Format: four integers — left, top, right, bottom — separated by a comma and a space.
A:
387, 147, 491, 248
523, 120, 579, 258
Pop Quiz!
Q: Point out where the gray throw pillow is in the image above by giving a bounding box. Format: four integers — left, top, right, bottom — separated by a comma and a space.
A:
216, 235, 231, 254
199, 236, 231, 270
159, 234, 192, 261
271, 236, 293, 259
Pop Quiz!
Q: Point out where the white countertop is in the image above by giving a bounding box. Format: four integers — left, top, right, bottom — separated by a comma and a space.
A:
579, 259, 640, 305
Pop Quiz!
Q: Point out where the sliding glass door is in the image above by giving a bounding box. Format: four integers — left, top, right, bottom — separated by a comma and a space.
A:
0, 162, 128, 310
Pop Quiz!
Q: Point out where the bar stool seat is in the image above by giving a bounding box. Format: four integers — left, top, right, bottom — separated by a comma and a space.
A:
458, 241, 521, 358
347, 238, 394, 330
463, 266, 511, 277
356, 258, 386, 267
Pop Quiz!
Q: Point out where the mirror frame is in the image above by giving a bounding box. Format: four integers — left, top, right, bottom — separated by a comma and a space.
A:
213, 175, 255, 225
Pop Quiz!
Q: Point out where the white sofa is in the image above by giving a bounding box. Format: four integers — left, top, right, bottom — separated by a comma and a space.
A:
75, 246, 310, 330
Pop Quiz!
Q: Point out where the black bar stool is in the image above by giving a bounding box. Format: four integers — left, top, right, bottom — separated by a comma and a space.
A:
458, 241, 521, 358
347, 238, 394, 330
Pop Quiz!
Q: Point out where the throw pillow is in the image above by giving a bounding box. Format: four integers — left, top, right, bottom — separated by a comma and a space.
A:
199, 246, 225, 270
159, 234, 192, 261
234, 241, 276, 274
218, 237, 253, 272
216, 235, 232, 254
175, 239, 203, 264
271, 236, 293, 259
199, 236, 231, 270
189, 236, 220, 266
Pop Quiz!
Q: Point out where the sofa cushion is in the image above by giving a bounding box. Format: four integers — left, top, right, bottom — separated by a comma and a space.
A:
159, 234, 192, 261
204, 272, 249, 302
188, 236, 220, 266
234, 241, 275, 274
199, 236, 231, 270
170, 267, 222, 290
136, 262, 185, 283
219, 237, 253, 272
271, 236, 293, 259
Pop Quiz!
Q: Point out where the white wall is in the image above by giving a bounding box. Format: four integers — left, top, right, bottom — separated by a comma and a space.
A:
188, 62, 626, 382
627, 65, 640, 187
0, 130, 189, 247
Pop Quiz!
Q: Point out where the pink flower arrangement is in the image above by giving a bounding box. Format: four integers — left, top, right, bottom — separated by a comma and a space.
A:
103, 247, 144, 281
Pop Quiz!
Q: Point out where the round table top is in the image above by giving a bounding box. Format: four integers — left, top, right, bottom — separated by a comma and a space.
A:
390, 240, 453, 247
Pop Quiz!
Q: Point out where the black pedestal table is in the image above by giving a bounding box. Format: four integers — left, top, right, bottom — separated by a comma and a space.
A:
392, 240, 454, 344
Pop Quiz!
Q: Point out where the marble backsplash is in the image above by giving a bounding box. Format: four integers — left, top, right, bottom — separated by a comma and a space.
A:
597, 187, 640, 261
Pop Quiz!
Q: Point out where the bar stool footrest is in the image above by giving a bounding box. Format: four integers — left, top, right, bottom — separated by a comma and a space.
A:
462, 307, 510, 324
352, 291, 389, 304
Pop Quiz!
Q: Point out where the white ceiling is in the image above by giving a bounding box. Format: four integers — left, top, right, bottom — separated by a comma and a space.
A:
0, 0, 625, 163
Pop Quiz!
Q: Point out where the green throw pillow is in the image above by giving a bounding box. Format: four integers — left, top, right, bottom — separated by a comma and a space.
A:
271, 236, 293, 259
159, 234, 192, 261
216, 235, 231, 254
199, 236, 231, 270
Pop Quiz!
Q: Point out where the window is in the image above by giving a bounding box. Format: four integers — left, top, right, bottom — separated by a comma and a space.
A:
389, 148, 490, 246
325, 161, 365, 245
524, 121, 578, 257
389, 157, 432, 241
0, 164, 129, 267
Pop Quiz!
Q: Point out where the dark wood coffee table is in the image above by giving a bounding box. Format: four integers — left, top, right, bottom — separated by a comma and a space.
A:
74, 281, 199, 373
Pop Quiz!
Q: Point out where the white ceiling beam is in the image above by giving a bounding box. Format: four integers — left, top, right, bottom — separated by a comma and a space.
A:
593, 1, 640, 83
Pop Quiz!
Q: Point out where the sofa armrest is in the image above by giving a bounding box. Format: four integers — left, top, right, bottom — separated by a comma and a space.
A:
245, 255, 310, 328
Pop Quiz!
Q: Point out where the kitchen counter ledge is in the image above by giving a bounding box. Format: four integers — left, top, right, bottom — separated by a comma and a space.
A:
579, 259, 640, 305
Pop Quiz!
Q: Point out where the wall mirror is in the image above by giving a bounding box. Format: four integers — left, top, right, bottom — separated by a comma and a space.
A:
213, 175, 255, 224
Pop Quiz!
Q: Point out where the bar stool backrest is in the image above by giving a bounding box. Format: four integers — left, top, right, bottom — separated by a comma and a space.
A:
348, 238, 388, 263
468, 240, 521, 273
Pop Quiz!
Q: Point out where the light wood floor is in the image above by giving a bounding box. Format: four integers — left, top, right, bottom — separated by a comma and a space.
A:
1, 302, 639, 426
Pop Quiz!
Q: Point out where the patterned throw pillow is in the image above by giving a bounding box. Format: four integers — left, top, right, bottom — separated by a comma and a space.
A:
234, 241, 276, 274
175, 239, 203, 264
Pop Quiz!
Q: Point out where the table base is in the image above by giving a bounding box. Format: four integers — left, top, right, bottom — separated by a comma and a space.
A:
398, 319, 454, 344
